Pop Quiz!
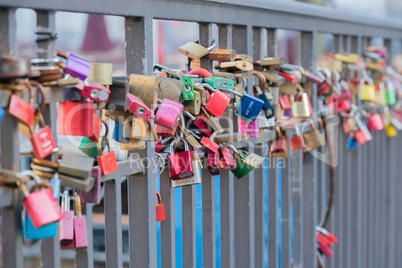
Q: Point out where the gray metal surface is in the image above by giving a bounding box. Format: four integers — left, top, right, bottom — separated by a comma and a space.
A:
280, 140, 291, 268
182, 185, 196, 267
160, 171, 175, 268
291, 148, 303, 268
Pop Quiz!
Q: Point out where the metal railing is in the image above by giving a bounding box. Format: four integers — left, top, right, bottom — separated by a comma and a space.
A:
0, 0, 401, 267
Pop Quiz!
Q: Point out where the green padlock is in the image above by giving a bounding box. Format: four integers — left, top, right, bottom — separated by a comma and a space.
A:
231, 156, 254, 179
385, 80, 396, 105
181, 77, 194, 102
206, 77, 234, 90
78, 137, 107, 158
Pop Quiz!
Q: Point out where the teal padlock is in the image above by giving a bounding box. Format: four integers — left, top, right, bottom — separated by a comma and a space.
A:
181, 77, 195, 102
23, 211, 57, 239
206, 77, 234, 90
78, 137, 107, 158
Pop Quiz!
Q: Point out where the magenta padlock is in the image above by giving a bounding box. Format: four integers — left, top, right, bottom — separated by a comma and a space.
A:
207, 153, 220, 175
367, 113, 384, 131
127, 93, 152, 121
155, 98, 183, 130
168, 139, 194, 180
80, 167, 101, 204
238, 118, 259, 138
65, 53, 91, 80
219, 145, 237, 170
74, 193, 88, 248
59, 191, 74, 246
75, 81, 111, 102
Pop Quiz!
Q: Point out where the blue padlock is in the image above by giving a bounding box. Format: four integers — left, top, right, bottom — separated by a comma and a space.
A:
112, 122, 129, 144
23, 211, 57, 240
346, 136, 358, 150
50, 173, 60, 201
0, 107, 4, 125
235, 93, 265, 123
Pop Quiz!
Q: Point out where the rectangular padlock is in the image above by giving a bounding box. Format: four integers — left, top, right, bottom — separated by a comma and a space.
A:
59, 154, 95, 179
207, 49, 236, 62
75, 81, 110, 102
107, 76, 129, 111
239, 118, 259, 138
219, 60, 253, 71
59, 191, 74, 244
183, 90, 201, 115
8, 94, 35, 126
64, 53, 91, 80
59, 174, 95, 192
81, 167, 101, 204
30, 124, 56, 159
74, 193, 88, 248
58, 100, 94, 136
171, 160, 202, 188
156, 191, 166, 221
155, 98, 183, 130
127, 93, 152, 121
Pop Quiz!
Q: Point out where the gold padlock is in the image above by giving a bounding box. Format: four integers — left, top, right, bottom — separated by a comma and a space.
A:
129, 74, 159, 109
219, 60, 253, 71
184, 91, 201, 115
119, 139, 146, 151
235, 54, 253, 63
123, 118, 147, 140
302, 118, 326, 152
291, 91, 310, 118
207, 49, 236, 62
88, 63, 113, 86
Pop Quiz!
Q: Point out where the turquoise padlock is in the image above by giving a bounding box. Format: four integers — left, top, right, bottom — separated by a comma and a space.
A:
23, 211, 57, 240
78, 137, 107, 158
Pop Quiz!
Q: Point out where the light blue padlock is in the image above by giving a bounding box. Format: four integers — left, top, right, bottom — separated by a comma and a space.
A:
23, 211, 57, 240
50, 173, 60, 201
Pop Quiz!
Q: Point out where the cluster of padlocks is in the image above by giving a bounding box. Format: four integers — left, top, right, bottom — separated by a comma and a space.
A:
0, 38, 401, 257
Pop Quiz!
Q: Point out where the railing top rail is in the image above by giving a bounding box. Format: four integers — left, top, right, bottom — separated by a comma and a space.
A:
1, 0, 402, 39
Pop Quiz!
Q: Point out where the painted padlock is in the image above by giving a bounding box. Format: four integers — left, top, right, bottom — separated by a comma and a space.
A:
126, 93, 152, 121
74, 193, 88, 248
58, 100, 94, 136
75, 80, 111, 102
155, 98, 183, 130
218, 144, 237, 170
207, 153, 220, 175
156, 191, 166, 222
59, 191, 74, 246
64, 53, 91, 80
168, 139, 194, 180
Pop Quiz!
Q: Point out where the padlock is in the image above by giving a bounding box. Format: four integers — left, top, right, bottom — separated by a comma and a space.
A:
302, 119, 326, 152
17, 181, 63, 229
64, 53, 91, 80
155, 98, 183, 130
383, 79, 397, 105
79, 137, 107, 159
97, 133, 118, 176
123, 117, 147, 141
367, 113, 384, 131
74, 193, 88, 248
201, 83, 231, 118
258, 113, 275, 129
80, 167, 101, 204
75, 80, 110, 102
60, 174, 95, 192
207, 153, 220, 175
192, 84, 207, 106
178, 39, 216, 59
346, 135, 358, 150
385, 125, 397, 137
127, 93, 152, 121
270, 127, 287, 154
253, 70, 275, 119
291, 92, 310, 118
88, 112, 102, 142
193, 116, 213, 137
262, 71, 285, 86
50, 173, 60, 200
8, 81, 35, 126
113, 122, 129, 144
88, 63, 113, 86
23, 173, 57, 240
238, 117, 259, 138
278, 73, 298, 95
119, 139, 146, 151
155, 123, 178, 137
171, 150, 202, 187
177, 122, 202, 150
353, 109, 372, 142
319, 244, 333, 258
200, 106, 224, 134
59, 191, 74, 245
207, 49, 236, 62
189, 58, 200, 69
341, 117, 356, 134
214, 133, 249, 144
218, 60, 253, 71
231, 149, 254, 179
58, 100, 94, 136
156, 191, 166, 221
354, 129, 367, 146
155, 137, 173, 153
206, 77, 234, 90
168, 139, 194, 180
179, 76, 195, 102
200, 136, 219, 154
218, 144, 237, 170
359, 76, 375, 101
59, 154, 95, 179
107, 76, 129, 111
225, 90, 264, 123
183, 90, 201, 115
284, 123, 305, 151
28, 111, 56, 159
129, 74, 159, 109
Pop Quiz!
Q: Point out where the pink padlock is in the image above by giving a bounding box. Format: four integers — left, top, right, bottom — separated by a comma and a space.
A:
80, 167, 101, 204
155, 98, 183, 130
75, 81, 111, 102
59, 191, 74, 246
126, 93, 152, 121
238, 118, 259, 138
74, 193, 88, 248
367, 113, 384, 131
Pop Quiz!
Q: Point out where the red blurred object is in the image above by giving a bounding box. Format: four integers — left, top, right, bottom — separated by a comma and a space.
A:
81, 15, 113, 52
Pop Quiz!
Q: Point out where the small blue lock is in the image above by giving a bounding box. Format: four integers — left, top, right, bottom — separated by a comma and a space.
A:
50, 173, 60, 201
23, 211, 57, 240
346, 136, 358, 150
235, 93, 265, 123
0, 107, 4, 125
113, 122, 129, 144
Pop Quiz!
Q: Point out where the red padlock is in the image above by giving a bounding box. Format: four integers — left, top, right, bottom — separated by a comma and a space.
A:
319, 244, 333, 258
156, 191, 166, 222
97, 121, 118, 176
193, 116, 213, 137
354, 129, 367, 146
30, 114, 56, 159
127, 93, 152, 121
18, 181, 63, 229
168, 139, 194, 180
207, 153, 220, 175
367, 113, 384, 131
218, 144, 237, 170
58, 100, 94, 136
88, 112, 101, 142
284, 123, 305, 151
8, 81, 35, 126
155, 98, 183, 130
155, 123, 177, 137
278, 72, 299, 83
200, 136, 219, 154
270, 127, 287, 154
75, 80, 110, 102
279, 95, 291, 110
202, 84, 230, 118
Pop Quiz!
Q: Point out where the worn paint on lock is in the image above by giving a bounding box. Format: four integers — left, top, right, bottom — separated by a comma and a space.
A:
219, 147, 237, 170
207, 153, 220, 175
23, 211, 57, 239
127, 93, 152, 121
79, 137, 107, 158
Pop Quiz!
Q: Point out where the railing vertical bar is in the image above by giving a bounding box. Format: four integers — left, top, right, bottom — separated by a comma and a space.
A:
0, 8, 23, 268
199, 22, 217, 268
104, 178, 123, 268
125, 16, 157, 268
300, 31, 317, 268
280, 140, 291, 268
374, 131, 381, 268
397, 135, 402, 265
218, 23, 234, 268
232, 24, 255, 268
267, 28, 279, 268
368, 131, 375, 268
34, 9, 64, 268
291, 147, 303, 268
160, 170, 175, 268
252, 26, 265, 268
182, 185, 196, 267
380, 131, 388, 268
75, 204, 94, 268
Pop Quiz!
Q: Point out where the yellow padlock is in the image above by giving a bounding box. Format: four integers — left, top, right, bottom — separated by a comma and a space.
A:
359, 76, 375, 101
385, 125, 397, 137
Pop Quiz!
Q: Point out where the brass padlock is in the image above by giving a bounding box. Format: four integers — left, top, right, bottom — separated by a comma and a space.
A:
178, 39, 216, 59
88, 63, 113, 86
123, 118, 147, 140
189, 58, 200, 69
219, 61, 253, 72
302, 118, 326, 152
214, 133, 250, 143
183, 90, 201, 115
262, 71, 285, 86
258, 57, 286, 67
235, 54, 253, 62
129, 74, 158, 109
119, 139, 146, 151
291, 91, 310, 118
207, 49, 236, 62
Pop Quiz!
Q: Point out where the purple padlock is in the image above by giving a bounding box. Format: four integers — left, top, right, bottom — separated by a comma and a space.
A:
373, 50, 386, 58
65, 53, 91, 80
238, 118, 259, 138
80, 167, 101, 204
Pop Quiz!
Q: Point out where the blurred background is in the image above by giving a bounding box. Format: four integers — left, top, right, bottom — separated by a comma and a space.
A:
11, 0, 402, 267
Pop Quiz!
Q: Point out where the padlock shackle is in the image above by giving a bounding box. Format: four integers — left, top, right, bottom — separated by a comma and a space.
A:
29, 80, 46, 114
97, 119, 111, 155
206, 39, 217, 51
219, 143, 239, 156
154, 153, 165, 178
198, 83, 216, 92
188, 68, 212, 78
30, 182, 53, 194
74, 192, 82, 217
304, 118, 318, 131
252, 71, 266, 92
156, 191, 162, 204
